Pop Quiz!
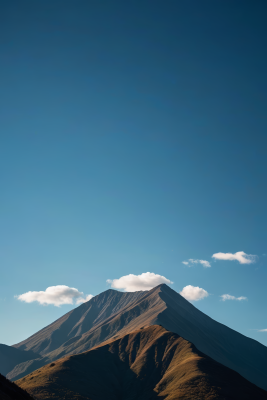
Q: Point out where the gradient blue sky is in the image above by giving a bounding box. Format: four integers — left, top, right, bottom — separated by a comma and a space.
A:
0, 0, 266, 346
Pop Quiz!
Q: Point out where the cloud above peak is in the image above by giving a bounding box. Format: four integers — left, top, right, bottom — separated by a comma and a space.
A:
182, 259, 211, 268
212, 251, 257, 264
16, 285, 93, 307
221, 294, 247, 301
76, 294, 94, 305
107, 272, 173, 292
180, 285, 209, 301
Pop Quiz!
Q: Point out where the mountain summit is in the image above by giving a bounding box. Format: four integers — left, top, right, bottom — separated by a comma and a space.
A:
5, 284, 267, 391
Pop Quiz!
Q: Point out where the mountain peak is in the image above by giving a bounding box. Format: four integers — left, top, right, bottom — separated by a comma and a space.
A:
8, 284, 267, 392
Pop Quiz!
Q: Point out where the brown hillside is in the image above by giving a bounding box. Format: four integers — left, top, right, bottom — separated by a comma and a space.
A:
10, 284, 267, 392
16, 325, 267, 400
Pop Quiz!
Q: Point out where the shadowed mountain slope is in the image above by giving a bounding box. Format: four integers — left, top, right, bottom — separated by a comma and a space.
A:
0, 373, 34, 400
156, 284, 267, 391
16, 325, 267, 400
10, 284, 267, 391
0, 344, 39, 376
13, 289, 146, 356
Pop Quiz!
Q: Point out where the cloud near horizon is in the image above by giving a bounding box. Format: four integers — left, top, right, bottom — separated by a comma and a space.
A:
107, 272, 173, 292
221, 294, 247, 301
182, 259, 211, 268
16, 285, 93, 307
180, 285, 209, 301
212, 251, 257, 264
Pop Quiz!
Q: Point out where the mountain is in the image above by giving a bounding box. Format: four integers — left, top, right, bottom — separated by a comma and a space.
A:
13, 289, 145, 355
0, 373, 33, 400
0, 344, 39, 376
8, 284, 267, 391
16, 325, 267, 400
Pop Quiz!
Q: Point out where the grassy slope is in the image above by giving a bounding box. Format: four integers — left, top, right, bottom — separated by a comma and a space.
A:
16, 325, 267, 400
8, 287, 164, 381
8, 285, 267, 392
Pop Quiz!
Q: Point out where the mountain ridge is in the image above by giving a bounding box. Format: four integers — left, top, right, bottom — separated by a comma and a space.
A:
6, 284, 267, 391
16, 325, 267, 400
13, 288, 147, 355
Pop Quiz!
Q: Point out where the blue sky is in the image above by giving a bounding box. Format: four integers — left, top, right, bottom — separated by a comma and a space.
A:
0, 0, 266, 346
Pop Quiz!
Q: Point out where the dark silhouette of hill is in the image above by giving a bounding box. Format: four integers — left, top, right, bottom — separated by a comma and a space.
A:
16, 325, 267, 400
9, 284, 267, 391
0, 373, 33, 400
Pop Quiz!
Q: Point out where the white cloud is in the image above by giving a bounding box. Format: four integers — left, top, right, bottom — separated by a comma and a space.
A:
180, 285, 209, 301
258, 329, 267, 332
198, 260, 211, 268
76, 294, 94, 304
107, 272, 173, 292
212, 251, 257, 264
182, 259, 211, 268
16, 285, 93, 307
221, 294, 247, 301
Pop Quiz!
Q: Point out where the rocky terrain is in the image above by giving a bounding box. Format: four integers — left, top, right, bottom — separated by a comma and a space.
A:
6, 284, 267, 392
16, 325, 267, 400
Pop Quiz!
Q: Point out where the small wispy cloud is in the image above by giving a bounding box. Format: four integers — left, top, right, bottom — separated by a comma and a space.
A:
15, 285, 93, 307
212, 251, 257, 264
180, 285, 209, 301
258, 329, 267, 332
221, 294, 247, 301
182, 259, 211, 268
107, 272, 173, 292
76, 294, 94, 304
